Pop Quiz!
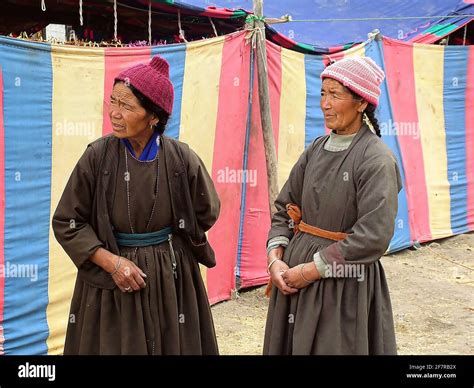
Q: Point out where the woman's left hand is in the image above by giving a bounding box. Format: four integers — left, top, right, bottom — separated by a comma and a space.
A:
281, 262, 320, 289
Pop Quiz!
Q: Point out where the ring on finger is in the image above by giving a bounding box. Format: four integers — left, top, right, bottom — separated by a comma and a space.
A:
124, 286, 131, 292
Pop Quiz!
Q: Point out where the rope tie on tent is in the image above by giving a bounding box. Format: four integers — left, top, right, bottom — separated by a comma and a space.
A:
148, 0, 152, 45
245, 14, 292, 25
244, 12, 293, 74
367, 29, 381, 41
79, 0, 84, 26
245, 15, 265, 24
41, 0, 46, 11
178, 10, 188, 42
244, 17, 268, 75
425, 245, 474, 272
209, 17, 218, 37
113, 0, 118, 41
463, 24, 467, 46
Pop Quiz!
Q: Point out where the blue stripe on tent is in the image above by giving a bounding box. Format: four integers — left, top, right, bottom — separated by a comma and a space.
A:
235, 46, 255, 278
365, 39, 412, 252
0, 37, 52, 354
304, 55, 326, 147
152, 43, 187, 140
443, 46, 469, 235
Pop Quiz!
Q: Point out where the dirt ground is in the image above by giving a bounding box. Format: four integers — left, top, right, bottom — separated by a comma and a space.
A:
211, 233, 474, 355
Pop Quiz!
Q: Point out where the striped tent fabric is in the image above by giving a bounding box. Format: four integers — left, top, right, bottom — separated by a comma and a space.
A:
263, 2, 474, 54
407, 3, 474, 43
264, 27, 360, 55
0, 31, 250, 354
0, 30, 472, 354
237, 36, 474, 287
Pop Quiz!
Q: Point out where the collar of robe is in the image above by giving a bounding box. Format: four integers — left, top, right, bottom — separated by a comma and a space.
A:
121, 131, 160, 161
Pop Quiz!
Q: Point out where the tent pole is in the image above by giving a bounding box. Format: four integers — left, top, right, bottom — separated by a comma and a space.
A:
252, 0, 279, 216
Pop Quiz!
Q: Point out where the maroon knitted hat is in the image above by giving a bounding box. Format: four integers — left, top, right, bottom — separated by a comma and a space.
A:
115, 56, 174, 115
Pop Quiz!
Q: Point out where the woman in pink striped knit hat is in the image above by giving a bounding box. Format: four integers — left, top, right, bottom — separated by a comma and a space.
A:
53, 56, 220, 355
264, 57, 402, 355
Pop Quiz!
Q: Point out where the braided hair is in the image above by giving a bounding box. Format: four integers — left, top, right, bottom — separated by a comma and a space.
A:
364, 104, 382, 138
345, 86, 382, 138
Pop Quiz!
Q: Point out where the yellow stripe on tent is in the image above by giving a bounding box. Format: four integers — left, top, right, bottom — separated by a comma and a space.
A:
343, 42, 366, 58
179, 36, 225, 286
413, 43, 452, 239
278, 48, 306, 190
47, 45, 105, 354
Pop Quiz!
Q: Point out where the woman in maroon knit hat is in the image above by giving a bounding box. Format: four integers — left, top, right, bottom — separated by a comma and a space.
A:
264, 57, 401, 355
53, 56, 220, 355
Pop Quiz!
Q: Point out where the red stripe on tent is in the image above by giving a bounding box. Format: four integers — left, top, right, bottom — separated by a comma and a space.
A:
383, 38, 431, 242
411, 21, 472, 44
466, 46, 474, 229
103, 47, 152, 135
0, 68, 5, 354
266, 41, 282, 153
207, 33, 250, 304
238, 42, 282, 289
323, 49, 345, 67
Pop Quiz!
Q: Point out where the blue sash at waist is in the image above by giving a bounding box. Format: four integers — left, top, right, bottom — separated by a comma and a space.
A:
114, 226, 173, 247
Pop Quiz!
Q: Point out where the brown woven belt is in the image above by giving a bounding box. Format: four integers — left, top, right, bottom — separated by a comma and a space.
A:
265, 203, 348, 297
286, 203, 348, 241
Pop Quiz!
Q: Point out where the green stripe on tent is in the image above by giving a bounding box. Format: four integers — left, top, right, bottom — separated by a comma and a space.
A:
424, 23, 459, 37
230, 10, 248, 19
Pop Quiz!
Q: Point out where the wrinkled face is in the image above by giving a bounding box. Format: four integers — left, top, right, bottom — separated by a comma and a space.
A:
108, 82, 156, 139
320, 78, 367, 132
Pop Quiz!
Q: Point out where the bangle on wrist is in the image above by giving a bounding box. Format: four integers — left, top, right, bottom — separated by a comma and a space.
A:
110, 256, 123, 276
300, 263, 314, 284
267, 258, 282, 274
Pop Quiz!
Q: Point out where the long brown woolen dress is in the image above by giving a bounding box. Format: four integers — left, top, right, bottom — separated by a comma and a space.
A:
61, 141, 218, 355
264, 126, 401, 355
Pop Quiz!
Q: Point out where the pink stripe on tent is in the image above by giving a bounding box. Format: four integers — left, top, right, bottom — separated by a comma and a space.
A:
323, 50, 345, 67
383, 38, 431, 243
0, 68, 5, 354
103, 47, 152, 135
466, 45, 474, 229
267, 41, 282, 152
238, 42, 283, 289
207, 34, 250, 303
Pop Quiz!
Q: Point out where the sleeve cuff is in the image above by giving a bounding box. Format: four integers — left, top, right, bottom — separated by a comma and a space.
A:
313, 251, 329, 278
266, 236, 290, 255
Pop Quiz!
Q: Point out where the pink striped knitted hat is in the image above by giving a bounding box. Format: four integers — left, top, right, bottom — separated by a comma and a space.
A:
115, 55, 174, 115
321, 57, 385, 106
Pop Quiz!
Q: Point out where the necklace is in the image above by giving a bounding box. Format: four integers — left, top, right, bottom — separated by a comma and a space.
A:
124, 138, 160, 234
124, 138, 178, 280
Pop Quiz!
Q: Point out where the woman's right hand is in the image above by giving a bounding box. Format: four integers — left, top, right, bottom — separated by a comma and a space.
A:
110, 255, 147, 293
268, 248, 298, 295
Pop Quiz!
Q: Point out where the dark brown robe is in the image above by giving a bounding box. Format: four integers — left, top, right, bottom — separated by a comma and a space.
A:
52, 135, 220, 355
264, 125, 401, 355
